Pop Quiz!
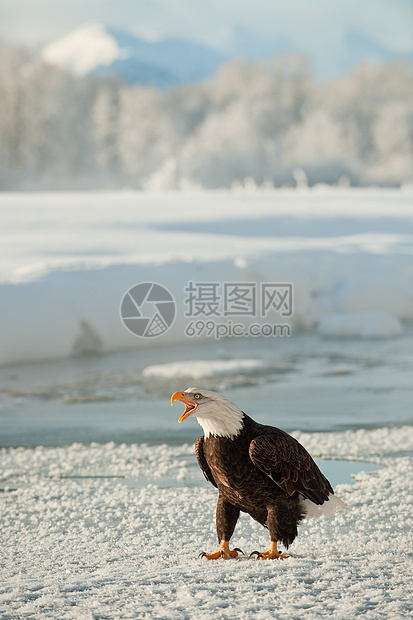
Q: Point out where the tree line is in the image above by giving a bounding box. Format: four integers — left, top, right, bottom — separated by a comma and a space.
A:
0, 43, 411, 190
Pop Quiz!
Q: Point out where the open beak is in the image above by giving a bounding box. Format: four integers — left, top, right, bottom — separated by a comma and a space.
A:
171, 391, 198, 423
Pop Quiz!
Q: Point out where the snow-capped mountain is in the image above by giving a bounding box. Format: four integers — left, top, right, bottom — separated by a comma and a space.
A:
41, 23, 226, 87
41, 22, 412, 87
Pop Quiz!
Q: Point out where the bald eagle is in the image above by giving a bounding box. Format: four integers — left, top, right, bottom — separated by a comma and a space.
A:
171, 388, 347, 560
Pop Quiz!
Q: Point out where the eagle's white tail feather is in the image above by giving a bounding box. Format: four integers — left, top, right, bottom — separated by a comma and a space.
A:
300, 493, 348, 519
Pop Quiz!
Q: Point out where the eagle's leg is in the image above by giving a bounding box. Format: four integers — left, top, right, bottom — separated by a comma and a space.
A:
199, 496, 242, 560
250, 505, 291, 560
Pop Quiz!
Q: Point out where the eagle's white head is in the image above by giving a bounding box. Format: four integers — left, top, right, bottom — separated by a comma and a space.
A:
171, 388, 244, 439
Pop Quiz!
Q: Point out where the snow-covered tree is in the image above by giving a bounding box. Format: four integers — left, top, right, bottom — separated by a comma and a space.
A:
0, 41, 411, 190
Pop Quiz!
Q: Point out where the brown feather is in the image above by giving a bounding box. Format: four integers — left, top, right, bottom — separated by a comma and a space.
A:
195, 436, 218, 488
249, 432, 333, 504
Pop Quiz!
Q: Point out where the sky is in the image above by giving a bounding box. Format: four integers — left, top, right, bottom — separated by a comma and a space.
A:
0, 0, 412, 54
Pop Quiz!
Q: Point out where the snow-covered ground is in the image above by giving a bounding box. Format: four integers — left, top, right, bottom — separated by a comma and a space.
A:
1, 427, 412, 619
1, 189, 412, 618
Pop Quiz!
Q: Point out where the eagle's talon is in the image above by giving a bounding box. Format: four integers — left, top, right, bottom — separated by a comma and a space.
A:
233, 547, 244, 555
249, 550, 263, 559
199, 541, 240, 559
251, 542, 292, 560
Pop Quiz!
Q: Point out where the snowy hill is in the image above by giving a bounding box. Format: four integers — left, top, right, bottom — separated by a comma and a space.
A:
41, 23, 225, 87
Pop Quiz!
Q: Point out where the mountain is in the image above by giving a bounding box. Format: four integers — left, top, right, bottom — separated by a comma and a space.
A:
224, 27, 412, 81
41, 23, 226, 88
339, 31, 413, 74
227, 24, 293, 61
41, 23, 412, 87
303, 30, 413, 80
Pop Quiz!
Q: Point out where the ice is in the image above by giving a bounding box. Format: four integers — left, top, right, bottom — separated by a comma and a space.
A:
1, 325, 412, 447
142, 359, 268, 379
336, 274, 413, 320
0, 189, 412, 366
318, 311, 403, 339
1, 427, 412, 619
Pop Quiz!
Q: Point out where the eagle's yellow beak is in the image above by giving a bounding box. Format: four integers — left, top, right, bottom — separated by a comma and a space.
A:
171, 391, 198, 423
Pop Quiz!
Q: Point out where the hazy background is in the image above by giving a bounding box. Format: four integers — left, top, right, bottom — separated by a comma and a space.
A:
0, 0, 412, 190
1, 0, 412, 55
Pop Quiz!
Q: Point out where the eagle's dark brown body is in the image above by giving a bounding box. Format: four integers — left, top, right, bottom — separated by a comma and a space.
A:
196, 413, 333, 548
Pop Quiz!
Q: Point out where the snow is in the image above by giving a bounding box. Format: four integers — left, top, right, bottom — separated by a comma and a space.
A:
42, 23, 130, 77
1, 426, 412, 619
142, 359, 268, 379
0, 189, 412, 366
41, 23, 224, 86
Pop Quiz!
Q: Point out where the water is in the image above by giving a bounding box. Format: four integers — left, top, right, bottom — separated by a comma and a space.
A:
1, 331, 411, 449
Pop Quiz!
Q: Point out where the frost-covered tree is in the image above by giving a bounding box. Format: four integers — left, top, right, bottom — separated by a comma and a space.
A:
0, 41, 411, 190
0, 43, 28, 186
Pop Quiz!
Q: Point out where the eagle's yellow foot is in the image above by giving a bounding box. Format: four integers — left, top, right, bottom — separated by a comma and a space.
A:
199, 540, 244, 560
249, 541, 290, 560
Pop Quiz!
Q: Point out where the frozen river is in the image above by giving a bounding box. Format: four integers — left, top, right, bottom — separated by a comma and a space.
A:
1, 330, 412, 448
0, 189, 412, 619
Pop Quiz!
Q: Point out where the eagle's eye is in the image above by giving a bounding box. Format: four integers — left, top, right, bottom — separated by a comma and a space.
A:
193, 393, 202, 399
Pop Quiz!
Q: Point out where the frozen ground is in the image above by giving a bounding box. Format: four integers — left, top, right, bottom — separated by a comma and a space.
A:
0, 333, 412, 619
0, 189, 412, 618
1, 427, 412, 619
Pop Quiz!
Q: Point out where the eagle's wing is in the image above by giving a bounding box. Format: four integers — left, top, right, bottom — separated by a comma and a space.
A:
249, 431, 333, 504
195, 436, 218, 488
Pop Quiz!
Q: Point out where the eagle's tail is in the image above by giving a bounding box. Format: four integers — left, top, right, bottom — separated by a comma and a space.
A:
300, 493, 348, 519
